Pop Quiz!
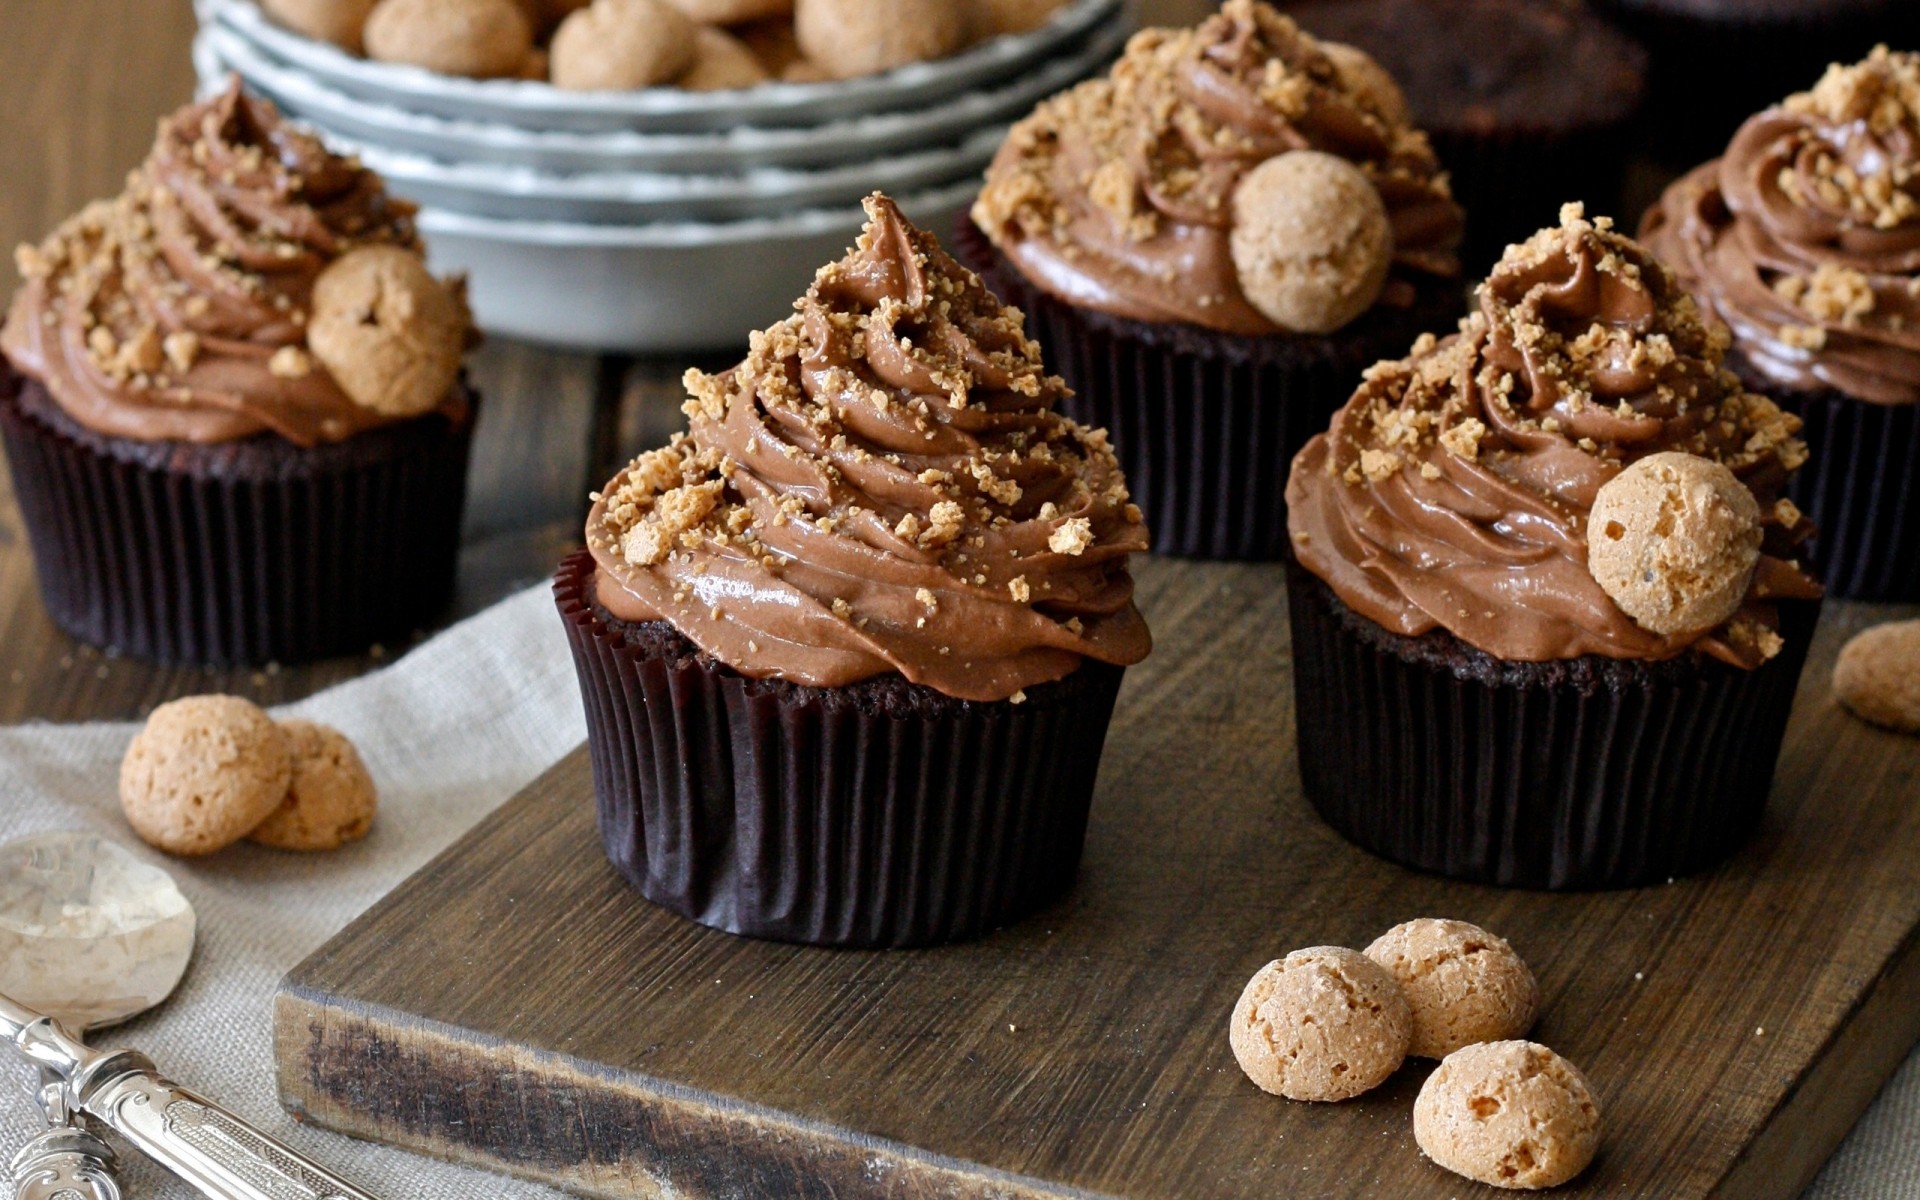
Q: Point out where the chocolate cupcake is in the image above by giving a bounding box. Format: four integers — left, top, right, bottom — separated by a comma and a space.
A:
959, 0, 1464, 561
556, 195, 1152, 948
1286, 205, 1823, 889
1284, 0, 1647, 270
0, 82, 477, 665
1645, 49, 1920, 601
1592, 0, 1906, 165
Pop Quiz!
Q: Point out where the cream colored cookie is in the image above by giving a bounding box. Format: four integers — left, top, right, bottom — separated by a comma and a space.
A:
1229, 947, 1412, 1102
364, 0, 533, 78
249, 720, 379, 852
1229, 150, 1393, 334
658, 0, 790, 22
1414, 1041, 1601, 1189
794, 0, 969, 79
1320, 40, 1410, 126
308, 245, 469, 418
1587, 451, 1762, 637
781, 57, 833, 82
550, 0, 699, 90
970, 0, 1069, 38
120, 696, 292, 857
1365, 919, 1538, 1059
678, 26, 771, 90
261, 0, 378, 51
1834, 620, 1920, 733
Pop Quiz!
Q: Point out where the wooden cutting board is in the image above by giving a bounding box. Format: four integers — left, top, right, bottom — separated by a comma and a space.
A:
272, 558, 1920, 1200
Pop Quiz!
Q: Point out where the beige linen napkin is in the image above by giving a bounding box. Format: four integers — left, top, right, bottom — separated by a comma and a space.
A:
0, 582, 1912, 1197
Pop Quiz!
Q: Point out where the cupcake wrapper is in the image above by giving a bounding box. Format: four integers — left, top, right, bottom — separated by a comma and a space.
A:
1285, 562, 1819, 890
554, 551, 1127, 949
1595, 0, 1898, 165
1779, 389, 1920, 603
955, 219, 1461, 562
1430, 125, 1636, 274
0, 370, 474, 666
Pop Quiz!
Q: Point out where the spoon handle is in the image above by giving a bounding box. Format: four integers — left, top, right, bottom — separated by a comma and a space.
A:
6, 998, 386, 1200
80, 1064, 386, 1200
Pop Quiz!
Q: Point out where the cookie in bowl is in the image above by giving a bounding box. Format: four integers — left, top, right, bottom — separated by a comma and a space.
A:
961, 0, 1465, 560
554, 193, 1151, 947
1284, 204, 1823, 889
0, 81, 479, 665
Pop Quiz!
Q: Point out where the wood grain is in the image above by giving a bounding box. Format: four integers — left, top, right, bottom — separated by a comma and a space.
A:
275, 561, 1920, 1200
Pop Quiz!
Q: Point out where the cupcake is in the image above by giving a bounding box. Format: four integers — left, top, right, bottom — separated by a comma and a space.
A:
1284, 0, 1647, 270
959, 0, 1464, 561
0, 81, 478, 665
555, 194, 1152, 948
1592, 0, 1908, 165
1645, 49, 1920, 601
1285, 204, 1824, 890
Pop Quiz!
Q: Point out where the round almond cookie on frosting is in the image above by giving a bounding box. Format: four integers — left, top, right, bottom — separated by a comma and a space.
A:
959, 0, 1465, 561
1415, 1041, 1601, 1189
1644, 48, 1920, 601
555, 193, 1152, 948
1284, 203, 1824, 889
0, 81, 479, 666
1364, 919, 1538, 1059
1229, 947, 1413, 1102
120, 696, 292, 857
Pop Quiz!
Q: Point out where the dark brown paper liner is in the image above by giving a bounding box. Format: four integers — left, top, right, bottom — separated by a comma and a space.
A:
553, 550, 1127, 948
1593, 0, 1900, 165
1285, 561, 1819, 890
0, 365, 474, 666
955, 219, 1465, 561
1430, 125, 1639, 275
1774, 387, 1920, 603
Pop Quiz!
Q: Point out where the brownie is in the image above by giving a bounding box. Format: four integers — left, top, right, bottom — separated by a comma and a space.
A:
1287, 0, 1648, 269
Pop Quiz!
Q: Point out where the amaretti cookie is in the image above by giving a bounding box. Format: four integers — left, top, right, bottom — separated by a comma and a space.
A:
1414, 1041, 1601, 1189
1285, 204, 1823, 889
1365, 920, 1537, 1059
120, 696, 293, 857
1834, 621, 1920, 734
960, 0, 1464, 560
0, 82, 478, 665
1644, 49, 1920, 600
1229, 948, 1412, 1102
555, 195, 1152, 948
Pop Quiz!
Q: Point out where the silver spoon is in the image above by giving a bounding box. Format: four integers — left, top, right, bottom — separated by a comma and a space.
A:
1, 831, 389, 1200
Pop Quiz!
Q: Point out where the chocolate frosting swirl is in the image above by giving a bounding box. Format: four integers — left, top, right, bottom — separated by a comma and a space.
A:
3, 80, 463, 446
1643, 48, 1920, 405
1287, 205, 1822, 670
587, 195, 1151, 702
972, 0, 1462, 335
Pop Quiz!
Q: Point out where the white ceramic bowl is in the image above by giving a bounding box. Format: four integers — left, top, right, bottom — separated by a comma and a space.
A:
417, 181, 981, 351
335, 123, 1006, 223
200, 18, 1123, 174
206, 0, 1122, 132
